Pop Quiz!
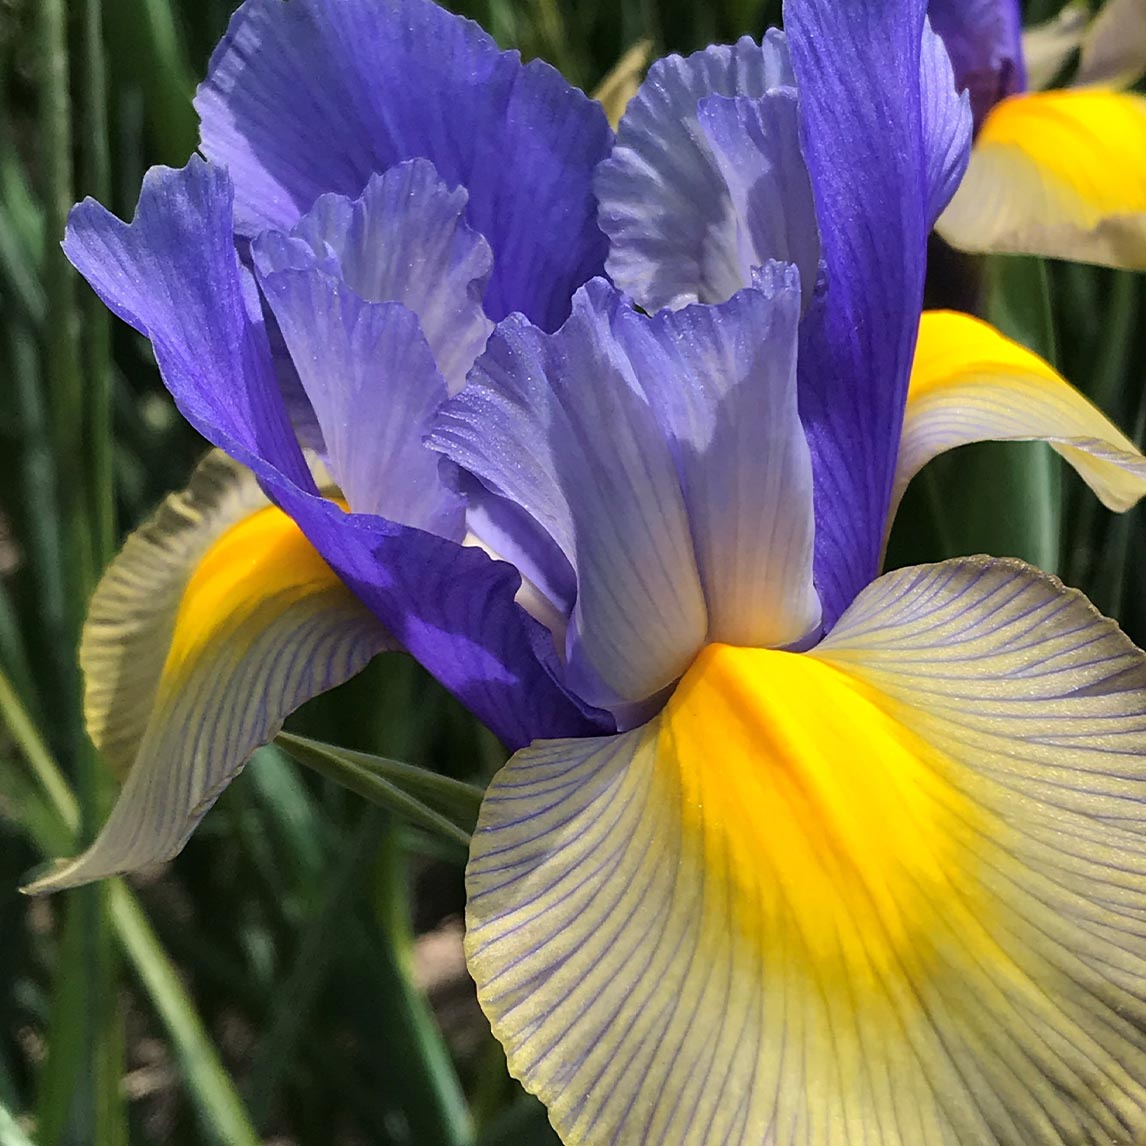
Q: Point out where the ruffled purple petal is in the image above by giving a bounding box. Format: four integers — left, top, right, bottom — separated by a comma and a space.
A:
696, 90, 821, 310
433, 274, 822, 712
786, 0, 971, 628
928, 0, 1027, 129
64, 158, 611, 748
432, 280, 708, 718
195, 0, 611, 329
595, 32, 799, 311
254, 160, 492, 394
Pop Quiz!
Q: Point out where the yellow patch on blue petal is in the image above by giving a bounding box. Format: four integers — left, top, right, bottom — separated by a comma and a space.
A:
937, 89, 1146, 267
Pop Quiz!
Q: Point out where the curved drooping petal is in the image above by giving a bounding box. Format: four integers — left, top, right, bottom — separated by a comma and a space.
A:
936, 89, 1146, 268
195, 0, 612, 329
25, 452, 393, 893
595, 32, 818, 312
928, 0, 1026, 127
433, 276, 819, 717
467, 556, 1146, 1144
1075, 0, 1146, 89
788, 2, 971, 629
893, 310, 1146, 525
255, 160, 493, 394
63, 159, 611, 749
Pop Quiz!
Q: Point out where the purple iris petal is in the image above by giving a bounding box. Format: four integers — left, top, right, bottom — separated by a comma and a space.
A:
596, 31, 798, 311
433, 274, 821, 713
195, 0, 612, 330
254, 161, 493, 394
696, 90, 822, 310
433, 280, 708, 717
786, 0, 971, 629
928, 0, 1027, 129
63, 157, 611, 749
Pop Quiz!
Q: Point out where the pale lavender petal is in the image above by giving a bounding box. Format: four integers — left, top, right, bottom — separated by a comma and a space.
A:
432, 281, 708, 717
620, 262, 820, 648
255, 160, 493, 394
595, 32, 796, 311
696, 89, 821, 309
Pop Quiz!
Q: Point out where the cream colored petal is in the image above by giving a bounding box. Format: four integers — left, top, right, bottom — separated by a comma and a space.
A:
1022, 2, 1088, 91
1075, 0, 1146, 89
893, 309, 1146, 528
467, 557, 1146, 1144
936, 89, 1146, 268
25, 452, 392, 892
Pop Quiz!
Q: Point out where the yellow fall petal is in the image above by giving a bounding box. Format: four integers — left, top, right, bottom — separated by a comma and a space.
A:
467, 557, 1146, 1145
25, 452, 391, 893
936, 88, 1146, 268
893, 309, 1146, 527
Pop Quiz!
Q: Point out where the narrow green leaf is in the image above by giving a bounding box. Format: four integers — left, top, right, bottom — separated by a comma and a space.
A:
370, 823, 473, 1146
0, 666, 260, 1146
276, 732, 483, 845
242, 808, 385, 1126
108, 884, 262, 1146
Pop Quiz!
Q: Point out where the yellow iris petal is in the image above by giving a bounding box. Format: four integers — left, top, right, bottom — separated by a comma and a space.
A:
467, 557, 1146, 1145
936, 89, 1146, 267
27, 453, 389, 893
893, 310, 1146, 526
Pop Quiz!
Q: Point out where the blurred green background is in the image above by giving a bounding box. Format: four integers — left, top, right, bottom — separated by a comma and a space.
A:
0, 0, 1141, 1142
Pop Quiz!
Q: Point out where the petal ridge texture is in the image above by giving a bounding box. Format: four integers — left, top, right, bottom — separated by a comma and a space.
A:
467, 556, 1146, 1144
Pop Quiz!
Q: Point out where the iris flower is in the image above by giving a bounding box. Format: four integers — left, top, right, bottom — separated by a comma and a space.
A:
931, 0, 1146, 266
25, 0, 1146, 1140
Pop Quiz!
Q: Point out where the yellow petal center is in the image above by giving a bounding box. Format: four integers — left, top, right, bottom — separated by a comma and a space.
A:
166, 503, 344, 674
658, 643, 988, 988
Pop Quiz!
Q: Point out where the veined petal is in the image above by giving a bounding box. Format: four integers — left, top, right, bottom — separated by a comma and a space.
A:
623, 264, 821, 648
927, 0, 1026, 127
788, 0, 970, 628
26, 452, 392, 892
936, 88, 1146, 268
595, 32, 801, 312
253, 160, 493, 395
1075, 0, 1146, 89
432, 280, 708, 716
894, 309, 1146, 525
468, 556, 1146, 1144
64, 158, 611, 750
196, 0, 611, 329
